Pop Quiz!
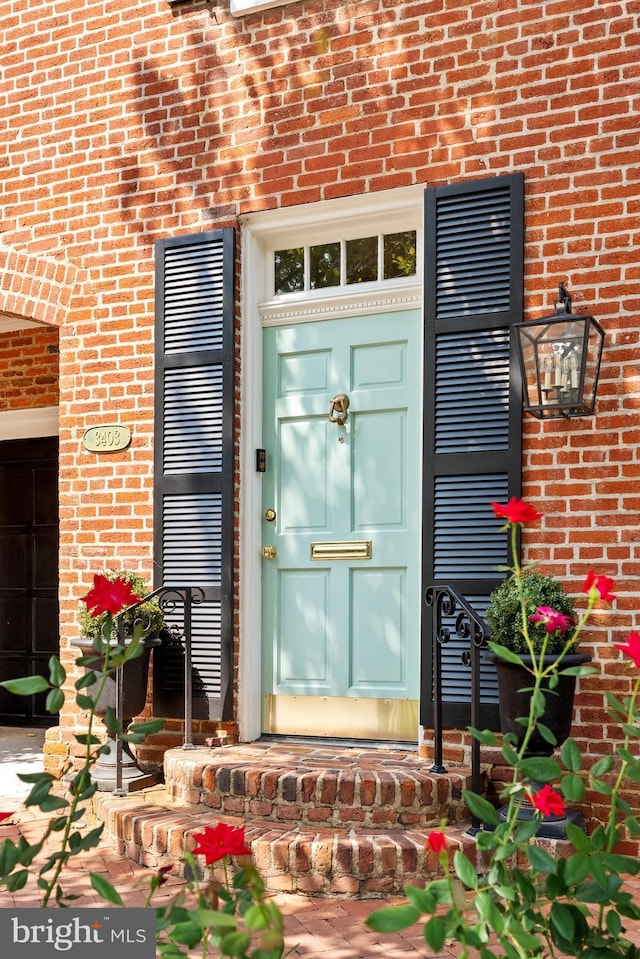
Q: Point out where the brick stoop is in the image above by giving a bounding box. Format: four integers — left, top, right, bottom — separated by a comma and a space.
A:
96, 786, 482, 898
94, 742, 574, 899
163, 742, 478, 829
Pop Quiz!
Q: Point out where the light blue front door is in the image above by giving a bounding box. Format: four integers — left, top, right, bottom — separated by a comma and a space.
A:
261, 310, 421, 739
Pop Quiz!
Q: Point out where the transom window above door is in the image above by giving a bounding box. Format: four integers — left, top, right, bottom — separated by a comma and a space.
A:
274, 231, 417, 296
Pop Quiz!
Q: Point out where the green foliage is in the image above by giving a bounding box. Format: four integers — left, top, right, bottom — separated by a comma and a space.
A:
0, 589, 288, 959
368, 504, 640, 959
486, 571, 577, 654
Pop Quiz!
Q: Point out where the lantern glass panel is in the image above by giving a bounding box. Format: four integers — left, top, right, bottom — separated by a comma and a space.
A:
514, 315, 604, 419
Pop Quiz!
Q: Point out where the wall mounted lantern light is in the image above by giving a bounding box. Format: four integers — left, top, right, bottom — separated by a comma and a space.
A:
513, 283, 605, 419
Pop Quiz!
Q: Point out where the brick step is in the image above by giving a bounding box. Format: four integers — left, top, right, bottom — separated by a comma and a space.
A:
162, 742, 478, 830
96, 787, 481, 898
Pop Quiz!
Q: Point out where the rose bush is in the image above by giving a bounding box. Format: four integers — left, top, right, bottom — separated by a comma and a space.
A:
0, 574, 287, 959
368, 498, 640, 959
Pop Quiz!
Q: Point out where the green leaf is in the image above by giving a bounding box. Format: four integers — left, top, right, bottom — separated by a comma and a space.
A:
535, 722, 557, 746
75, 671, 97, 690
566, 822, 591, 852
75, 694, 95, 711
188, 911, 240, 930
18, 772, 54, 784
38, 795, 68, 813
24, 778, 54, 807
219, 931, 251, 957
519, 756, 562, 782
45, 688, 65, 715
625, 815, 640, 837
169, 921, 203, 947
487, 643, 526, 666
0, 839, 19, 875
404, 884, 436, 914
243, 905, 268, 932
0, 676, 50, 696
591, 755, 614, 777
453, 851, 478, 890
5, 870, 29, 892
561, 738, 582, 773
90, 872, 124, 905
102, 706, 121, 734
523, 844, 558, 874
366, 905, 420, 932
424, 916, 447, 952
564, 852, 590, 886
605, 689, 628, 718
558, 665, 597, 677
560, 773, 585, 803
531, 688, 546, 718
468, 727, 499, 746
70, 825, 104, 852
606, 909, 623, 937
474, 891, 505, 934
590, 778, 613, 796
550, 902, 577, 942
501, 743, 520, 766
462, 791, 501, 826
220, 932, 251, 957
127, 719, 165, 736
48, 655, 66, 687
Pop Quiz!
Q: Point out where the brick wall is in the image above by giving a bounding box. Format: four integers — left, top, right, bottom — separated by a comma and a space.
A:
0, 326, 59, 411
2, 0, 640, 794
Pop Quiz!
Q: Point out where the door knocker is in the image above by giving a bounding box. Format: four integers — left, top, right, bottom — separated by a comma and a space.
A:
328, 393, 350, 426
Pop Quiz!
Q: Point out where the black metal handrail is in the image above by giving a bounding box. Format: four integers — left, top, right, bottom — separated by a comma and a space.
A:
113, 584, 205, 794
425, 584, 489, 829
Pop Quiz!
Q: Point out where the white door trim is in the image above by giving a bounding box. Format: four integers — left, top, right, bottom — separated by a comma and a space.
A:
0, 406, 59, 441
238, 185, 424, 741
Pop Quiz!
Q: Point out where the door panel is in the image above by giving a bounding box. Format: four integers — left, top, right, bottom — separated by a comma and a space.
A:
0, 437, 59, 726
262, 311, 421, 740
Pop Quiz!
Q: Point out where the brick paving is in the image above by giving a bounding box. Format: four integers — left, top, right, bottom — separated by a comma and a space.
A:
3, 797, 640, 958
0, 797, 434, 958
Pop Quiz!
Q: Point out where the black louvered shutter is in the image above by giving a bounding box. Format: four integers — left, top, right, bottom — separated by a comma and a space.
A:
153, 229, 235, 721
421, 173, 524, 730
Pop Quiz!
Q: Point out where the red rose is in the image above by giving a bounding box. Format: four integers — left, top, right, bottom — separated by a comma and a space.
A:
526, 784, 565, 817
582, 572, 616, 604
426, 830, 447, 855
492, 498, 542, 525
614, 630, 640, 669
529, 606, 573, 636
191, 823, 251, 865
81, 574, 142, 617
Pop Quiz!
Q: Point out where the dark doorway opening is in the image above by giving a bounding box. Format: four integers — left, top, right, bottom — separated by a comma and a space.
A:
0, 436, 59, 726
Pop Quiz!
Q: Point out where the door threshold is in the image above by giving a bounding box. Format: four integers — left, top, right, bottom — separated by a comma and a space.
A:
258, 733, 418, 752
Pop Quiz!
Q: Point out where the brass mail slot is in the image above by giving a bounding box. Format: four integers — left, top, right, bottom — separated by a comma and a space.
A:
310, 540, 372, 561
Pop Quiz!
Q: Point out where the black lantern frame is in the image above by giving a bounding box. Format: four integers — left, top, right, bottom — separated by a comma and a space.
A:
513, 284, 605, 420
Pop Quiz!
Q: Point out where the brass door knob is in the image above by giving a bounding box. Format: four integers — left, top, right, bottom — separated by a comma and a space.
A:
262, 546, 277, 559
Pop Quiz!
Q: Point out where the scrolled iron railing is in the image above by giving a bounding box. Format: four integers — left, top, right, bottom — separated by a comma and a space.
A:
112, 584, 206, 794
424, 584, 489, 830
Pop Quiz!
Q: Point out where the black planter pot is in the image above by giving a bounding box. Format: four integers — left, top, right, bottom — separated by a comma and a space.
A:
487, 650, 592, 838
489, 651, 592, 758
72, 635, 162, 790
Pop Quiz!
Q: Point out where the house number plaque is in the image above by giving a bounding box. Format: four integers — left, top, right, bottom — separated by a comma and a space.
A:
83, 424, 131, 453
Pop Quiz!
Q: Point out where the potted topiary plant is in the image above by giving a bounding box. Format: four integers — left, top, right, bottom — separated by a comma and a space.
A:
74, 569, 165, 788
486, 570, 591, 759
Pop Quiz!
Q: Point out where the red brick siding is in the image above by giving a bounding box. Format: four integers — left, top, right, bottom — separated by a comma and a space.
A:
2, 0, 639, 784
0, 327, 59, 411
